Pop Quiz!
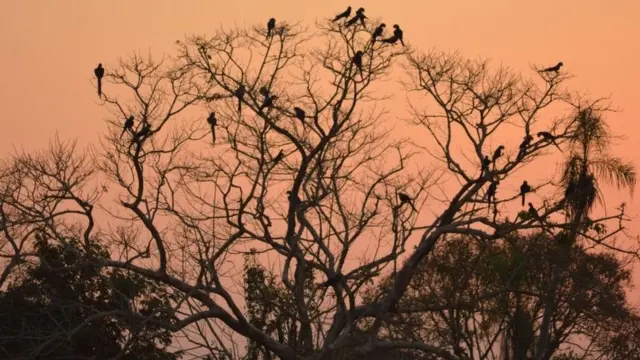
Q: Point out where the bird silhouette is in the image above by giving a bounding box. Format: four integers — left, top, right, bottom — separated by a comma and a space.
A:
481, 155, 492, 177
273, 150, 284, 165
540, 62, 563, 73
293, 107, 305, 122
492, 145, 505, 162
120, 116, 134, 138
537, 131, 561, 151
346, 7, 366, 27
260, 95, 278, 111
528, 202, 542, 223
267, 18, 276, 39
207, 112, 217, 142
135, 123, 151, 141
520, 181, 531, 207
392, 24, 405, 46
398, 192, 417, 211
333, 6, 351, 22
372, 23, 386, 42
486, 180, 499, 208
352, 50, 364, 76
94, 63, 105, 98
517, 134, 534, 160
234, 85, 246, 112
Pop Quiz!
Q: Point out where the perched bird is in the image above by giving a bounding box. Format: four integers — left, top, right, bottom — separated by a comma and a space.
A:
136, 123, 151, 140
517, 134, 534, 160
372, 23, 386, 42
486, 180, 499, 205
120, 116, 134, 138
207, 112, 217, 142
540, 62, 563, 73
260, 95, 278, 111
392, 24, 405, 46
528, 202, 542, 223
352, 50, 364, 76
234, 84, 246, 112
267, 18, 276, 39
537, 131, 561, 151
492, 145, 505, 162
481, 155, 492, 176
332, 6, 351, 22
520, 181, 531, 207
293, 107, 305, 122
346, 7, 366, 27
398, 192, 417, 211
94, 63, 105, 98
273, 150, 284, 165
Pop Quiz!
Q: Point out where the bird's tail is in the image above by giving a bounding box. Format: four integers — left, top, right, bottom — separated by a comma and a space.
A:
211, 128, 216, 144
521, 194, 525, 207
120, 128, 126, 139
97, 80, 102, 98
552, 141, 562, 152
237, 99, 242, 112
400, 38, 405, 46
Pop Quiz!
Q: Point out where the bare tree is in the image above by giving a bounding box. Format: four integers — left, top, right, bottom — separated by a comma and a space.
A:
0, 13, 636, 360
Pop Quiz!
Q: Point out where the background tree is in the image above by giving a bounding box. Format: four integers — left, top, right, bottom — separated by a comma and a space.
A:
0, 11, 636, 360
361, 232, 637, 360
0, 236, 181, 360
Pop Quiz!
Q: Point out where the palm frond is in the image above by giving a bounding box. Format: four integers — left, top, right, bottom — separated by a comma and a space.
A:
590, 156, 637, 196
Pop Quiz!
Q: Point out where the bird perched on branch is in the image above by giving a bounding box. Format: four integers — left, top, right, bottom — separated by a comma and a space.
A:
319, 273, 344, 288
293, 107, 306, 122
266, 18, 276, 39
352, 50, 364, 77
346, 7, 366, 27
520, 181, 531, 207
382, 24, 405, 46
272, 150, 284, 165
486, 180, 499, 209
537, 131, 562, 151
260, 94, 277, 111
492, 145, 505, 162
481, 155, 492, 177
207, 112, 217, 142
332, 6, 351, 22
94, 63, 105, 98
398, 192, 417, 211
234, 84, 245, 112
528, 202, 543, 223
517, 134, 534, 160
539, 62, 563, 73
120, 116, 134, 138
372, 23, 386, 42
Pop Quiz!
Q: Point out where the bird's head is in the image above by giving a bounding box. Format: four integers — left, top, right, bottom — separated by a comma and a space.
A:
393, 24, 399, 29
528, 202, 534, 207
271, 95, 278, 101
128, 115, 134, 121
210, 111, 215, 117
357, 7, 365, 12
380, 23, 386, 27
269, 18, 275, 22
355, 51, 363, 56
558, 61, 564, 66
98, 63, 103, 67
523, 180, 528, 185
346, 6, 352, 10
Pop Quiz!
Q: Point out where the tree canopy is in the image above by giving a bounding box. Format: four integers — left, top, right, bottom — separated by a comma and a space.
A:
0, 10, 638, 360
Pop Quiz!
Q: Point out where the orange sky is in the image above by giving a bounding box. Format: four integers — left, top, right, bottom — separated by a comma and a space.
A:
1, 0, 639, 289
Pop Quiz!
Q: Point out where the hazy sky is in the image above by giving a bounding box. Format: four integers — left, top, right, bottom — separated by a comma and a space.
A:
1, 0, 639, 286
